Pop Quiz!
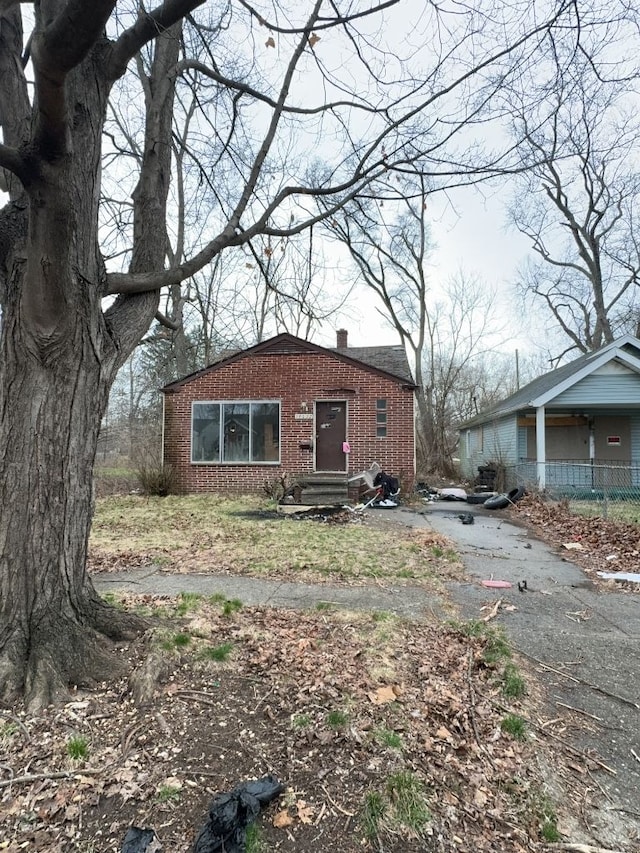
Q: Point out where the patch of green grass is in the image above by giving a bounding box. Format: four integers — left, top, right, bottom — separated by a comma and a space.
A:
222, 598, 243, 617
362, 790, 385, 840
452, 620, 513, 666
541, 817, 561, 842
430, 545, 444, 558
176, 592, 203, 615
502, 663, 526, 698
201, 641, 234, 662
371, 610, 392, 622
482, 632, 512, 665
396, 568, 415, 579
500, 713, 527, 740
374, 727, 403, 750
245, 823, 267, 853
528, 788, 561, 842
94, 466, 134, 478
315, 601, 335, 611
67, 735, 89, 761
157, 784, 182, 803
161, 632, 192, 650
291, 713, 312, 730
0, 721, 18, 741
326, 709, 349, 729
386, 771, 430, 833
452, 618, 486, 638
208, 592, 227, 605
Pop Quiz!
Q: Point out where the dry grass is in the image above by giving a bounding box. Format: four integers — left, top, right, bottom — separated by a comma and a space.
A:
89, 495, 463, 586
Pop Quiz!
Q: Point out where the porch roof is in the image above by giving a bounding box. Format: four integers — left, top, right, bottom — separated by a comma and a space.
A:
459, 335, 640, 429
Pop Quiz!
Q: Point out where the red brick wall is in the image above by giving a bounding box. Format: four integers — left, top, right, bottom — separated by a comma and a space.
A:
163, 350, 415, 495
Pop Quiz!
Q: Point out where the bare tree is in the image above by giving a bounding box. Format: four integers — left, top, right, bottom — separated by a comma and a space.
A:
326, 178, 504, 475
505, 44, 640, 360
0, 0, 580, 706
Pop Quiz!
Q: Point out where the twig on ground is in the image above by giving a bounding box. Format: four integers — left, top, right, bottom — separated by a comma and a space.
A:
586, 769, 613, 804
490, 699, 617, 775
516, 649, 640, 710
0, 768, 101, 789
253, 684, 275, 713
631, 747, 640, 764
480, 598, 502, 622
555, 699, 603, 723
321, 784, 355, 817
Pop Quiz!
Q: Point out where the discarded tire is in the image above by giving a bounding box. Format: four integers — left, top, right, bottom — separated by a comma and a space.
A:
484, 487, 525, 510
466, 492, 495, 505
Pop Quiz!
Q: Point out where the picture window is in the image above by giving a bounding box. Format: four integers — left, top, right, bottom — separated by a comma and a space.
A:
191, 401, 280, 463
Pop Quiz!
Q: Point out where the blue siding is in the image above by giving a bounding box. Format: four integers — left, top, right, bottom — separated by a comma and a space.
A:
553, 375, 640, 406
460, 416, 518, 479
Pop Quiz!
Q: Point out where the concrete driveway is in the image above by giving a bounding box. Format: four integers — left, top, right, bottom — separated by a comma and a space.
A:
395, 501, 640, 851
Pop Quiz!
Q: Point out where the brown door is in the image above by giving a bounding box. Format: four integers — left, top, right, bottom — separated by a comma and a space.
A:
315, 401, 347, 471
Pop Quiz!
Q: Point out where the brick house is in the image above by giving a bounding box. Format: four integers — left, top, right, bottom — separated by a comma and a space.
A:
161, 330, 416, 498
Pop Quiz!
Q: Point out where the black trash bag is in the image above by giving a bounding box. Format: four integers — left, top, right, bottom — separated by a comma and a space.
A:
121, 827, 159, 853
373, 471, 400, 499
193, 775, 285, 853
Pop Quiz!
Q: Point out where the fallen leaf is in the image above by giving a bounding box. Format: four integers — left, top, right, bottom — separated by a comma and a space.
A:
296, 800, 314, 824
273, 810, 293, 828
368, 685, 396, 705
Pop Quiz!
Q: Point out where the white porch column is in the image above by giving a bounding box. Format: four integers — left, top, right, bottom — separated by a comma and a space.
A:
536, 405, 546, 490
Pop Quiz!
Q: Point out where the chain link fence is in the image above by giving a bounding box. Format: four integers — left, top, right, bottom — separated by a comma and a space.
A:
511, 460, 640, 520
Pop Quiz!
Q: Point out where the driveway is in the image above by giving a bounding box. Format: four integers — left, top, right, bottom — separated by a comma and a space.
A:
395, 502, 640, 851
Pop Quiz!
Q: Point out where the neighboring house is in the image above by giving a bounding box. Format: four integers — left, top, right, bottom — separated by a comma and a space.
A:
458, 335, 640, 493
162, 330, 416, 498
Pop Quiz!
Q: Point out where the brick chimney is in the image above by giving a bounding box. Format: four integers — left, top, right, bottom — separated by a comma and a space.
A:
336, 329, 348, 349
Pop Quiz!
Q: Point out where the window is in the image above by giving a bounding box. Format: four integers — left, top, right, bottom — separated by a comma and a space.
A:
192, 401, 280, 463
376, 398, 387, 437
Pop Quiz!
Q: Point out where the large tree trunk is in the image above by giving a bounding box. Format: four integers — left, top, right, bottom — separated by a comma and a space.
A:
0, 13, 178, 707
0, 129, 147, 706
0, 297, 145, 708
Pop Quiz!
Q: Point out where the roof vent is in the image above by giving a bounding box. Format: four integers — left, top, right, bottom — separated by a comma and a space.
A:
336, 329, 348, 349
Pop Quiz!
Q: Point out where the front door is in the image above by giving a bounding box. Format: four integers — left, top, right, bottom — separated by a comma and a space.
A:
315, 401, 347, 471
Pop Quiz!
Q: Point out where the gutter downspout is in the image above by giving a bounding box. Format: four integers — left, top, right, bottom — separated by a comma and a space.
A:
536, 405, 546, 490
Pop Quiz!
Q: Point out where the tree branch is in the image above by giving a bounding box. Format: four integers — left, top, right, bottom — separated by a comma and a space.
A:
0, 144, 28, 184
236, 0, 400, 34
29, 1, 116, 160
107, 0, 206, 79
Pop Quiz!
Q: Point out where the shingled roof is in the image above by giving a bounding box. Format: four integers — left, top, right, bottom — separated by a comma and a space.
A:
162, 331, 416, 391
332, 344, 414, 385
